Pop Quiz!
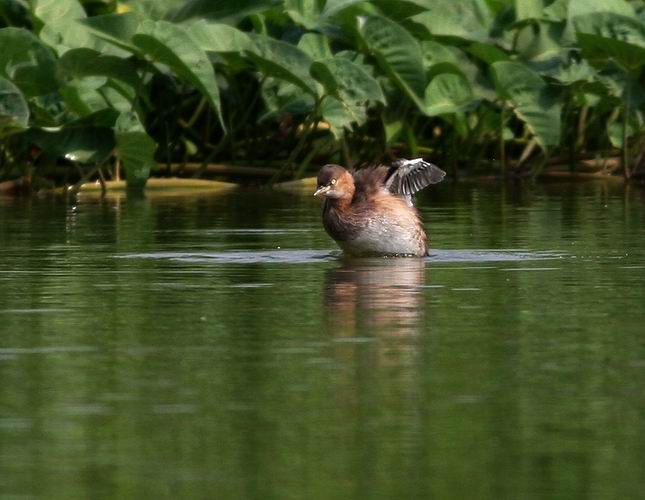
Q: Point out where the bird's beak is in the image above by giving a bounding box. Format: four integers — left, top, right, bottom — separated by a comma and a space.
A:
313, 185, 330, 197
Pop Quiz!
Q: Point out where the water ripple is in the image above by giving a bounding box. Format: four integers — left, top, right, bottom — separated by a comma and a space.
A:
117, 248, 566, 264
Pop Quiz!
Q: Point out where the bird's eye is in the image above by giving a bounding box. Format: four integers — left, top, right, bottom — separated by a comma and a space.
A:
330, 179, 337, 185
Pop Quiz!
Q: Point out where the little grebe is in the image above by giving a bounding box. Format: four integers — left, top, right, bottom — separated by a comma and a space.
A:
314, 158, 446, 256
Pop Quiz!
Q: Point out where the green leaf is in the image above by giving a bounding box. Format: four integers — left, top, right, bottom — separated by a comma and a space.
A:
297, 33, 332, 61
260, 78, 315, 117
185, 20, 255, 53
425, 72, 474, 116
27, 126, 115, 163
115, 111, 156, 188
0, 77, 29, 132
318, 95, 364, 139
59, 48, 141, 89
467, 42, 510, 64
80, 12, 142, 53
171, 0, 281, 24
606, 112, 642, 148
573, 13, 645, 70
132, 20, 225, 130
422, 42, 496, 102
542, 0, 569, 22
31, 0, 110, 56
285, 0, 325, 29
31, 0, 86, 24
358, 16, 426, 110
311, 57, 385, 105
59, 77, 109, 117
491, 61, 562, 148
0, 28, 60, 97
321, 0, 367, 18
412, 0, 493, 43
310, 57, 384, 133
247, 35, 318, 96
515, 0, 545, 21
568, 0, 634, 20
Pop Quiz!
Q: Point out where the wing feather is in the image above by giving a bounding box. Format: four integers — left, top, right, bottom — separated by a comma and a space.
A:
384, 158, 446, 200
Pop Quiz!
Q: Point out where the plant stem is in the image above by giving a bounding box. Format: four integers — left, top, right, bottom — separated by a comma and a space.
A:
622, 83, 631, 179
499, 105, 507, 176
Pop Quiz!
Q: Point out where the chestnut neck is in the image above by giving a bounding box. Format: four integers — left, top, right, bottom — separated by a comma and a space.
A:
327, 173, 355, 210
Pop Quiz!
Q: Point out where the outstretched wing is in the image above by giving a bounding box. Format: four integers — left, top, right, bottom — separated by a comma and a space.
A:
384, 158, 446, 201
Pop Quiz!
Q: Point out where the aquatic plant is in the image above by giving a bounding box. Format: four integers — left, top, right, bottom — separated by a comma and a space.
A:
0, 0, 644, 188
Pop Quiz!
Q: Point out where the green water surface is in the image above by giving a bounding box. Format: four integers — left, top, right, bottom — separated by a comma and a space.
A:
1, 182, 644, 499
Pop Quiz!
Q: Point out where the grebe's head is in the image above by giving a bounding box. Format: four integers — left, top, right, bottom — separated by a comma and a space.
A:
314, 164, 353, 199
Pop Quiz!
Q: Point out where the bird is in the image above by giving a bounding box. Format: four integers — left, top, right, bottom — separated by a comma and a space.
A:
314, 158, 446, 256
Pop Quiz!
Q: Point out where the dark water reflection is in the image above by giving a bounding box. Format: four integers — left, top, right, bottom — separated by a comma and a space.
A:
1, 182, 645, 499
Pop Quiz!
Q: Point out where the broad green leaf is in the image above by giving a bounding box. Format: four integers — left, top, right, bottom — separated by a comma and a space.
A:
412, 0, 493, 43
117, 0, 179, 20
311, 58, 385, 105
59, 77, 109, 116
297, 33, 332, 61
514, 20, 564, 60
247, 35, 318, 96
101, 81, 137, 112
260, 78, 315, 117
515, 0, 545, 21
39, 19, 105, 56
371, 0, 428, 21
80, 12, 142, 53
596, 70, 645, 107
0, 28, 59, 97
425, 72, 474, 116
171, 0, 281, 24
27, 126, 115, 163
285, 0, 325, 29
358, 16, 426, 110
59, 48, 141, 89
422, 42, 496, 102
31, 0, 86, 24
115, 111, 156, 188
552, 59, 598, 86
0, 77, 29, 132
311, 57, 384, 133
185, 20, 255, 53
492, 61, 562, 148
606, 112, 642, 148
319, 94, 364, 138
30, 0, 111, 56
467, 42, 510, 64
321, 0, 368, 18
542, 0, 568, 22
421, 41, 463, 69
565, 0, 636, 44
573, 13, 645, 70
0, 0, 31, 28
568, 0, 634, 20
132, 20, 224, 129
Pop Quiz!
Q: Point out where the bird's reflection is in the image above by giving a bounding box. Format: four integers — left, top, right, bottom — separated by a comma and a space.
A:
324, 257, 426, 338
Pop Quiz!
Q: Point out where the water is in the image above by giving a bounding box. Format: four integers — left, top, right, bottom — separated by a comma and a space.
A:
1, 182, 644, 499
